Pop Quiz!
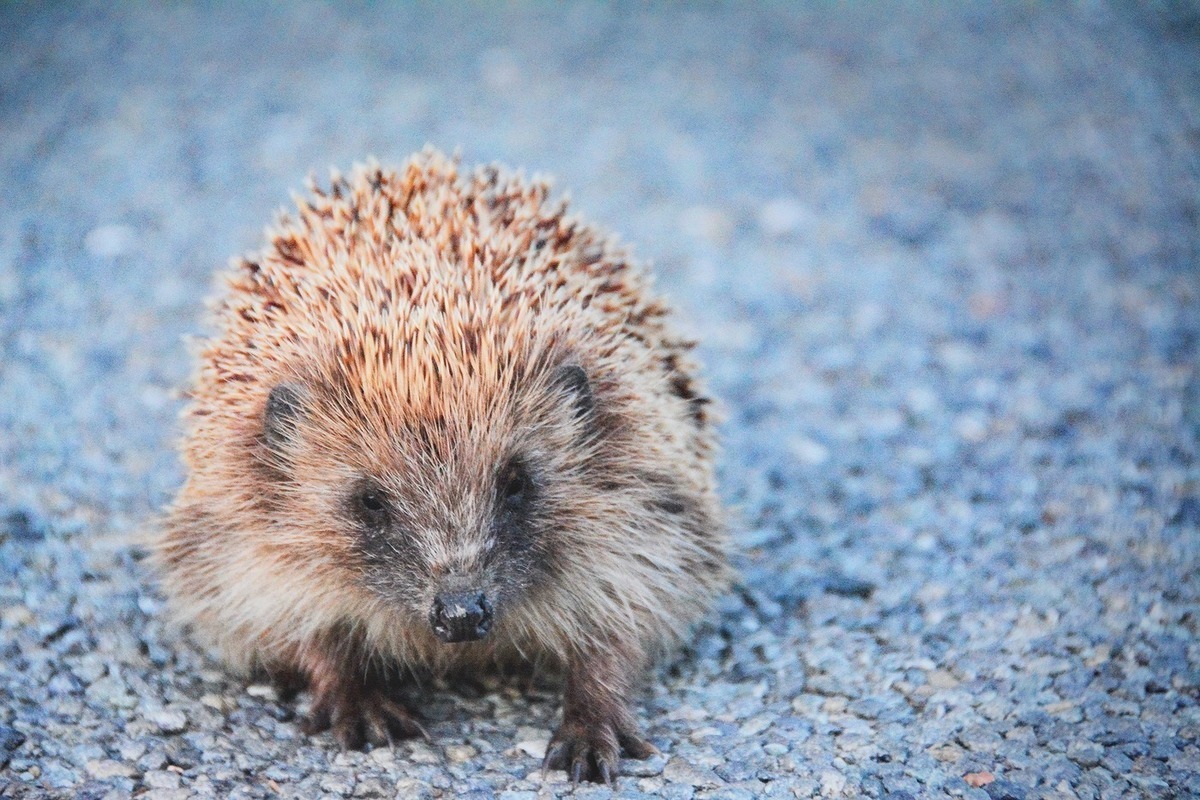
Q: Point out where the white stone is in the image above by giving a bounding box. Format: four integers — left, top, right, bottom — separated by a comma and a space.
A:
514, 739, 547, 759
791, 436, 830, 465
759, 196, 812, 236
84, 224, 136, 258
819, 769, 847, 796
146, 707, 188, 734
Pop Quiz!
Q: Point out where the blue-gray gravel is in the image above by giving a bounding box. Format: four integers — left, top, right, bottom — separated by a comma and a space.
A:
2, 3, 1198, 799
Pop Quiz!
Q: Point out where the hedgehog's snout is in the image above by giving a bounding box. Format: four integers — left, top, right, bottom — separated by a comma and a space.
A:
430, 591, 493, 643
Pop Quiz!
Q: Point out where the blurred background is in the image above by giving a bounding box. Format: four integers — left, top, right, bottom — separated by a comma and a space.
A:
1, 3, 1198, 798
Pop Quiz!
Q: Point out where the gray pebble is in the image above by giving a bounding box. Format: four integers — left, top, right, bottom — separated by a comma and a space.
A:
663, 758, 724, 788
622, 752, 667, 777
1067, 740, 1104, 768
146, 708, 189, 735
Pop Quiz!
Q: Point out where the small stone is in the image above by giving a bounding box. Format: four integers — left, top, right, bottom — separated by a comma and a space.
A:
790, 436, 830, 466
927, 670, 960, 690
1066, 740, 1103, 768
1027, 656, 1071, 676
86, 759, 137, 779
138, 749, 168, 772
116, 740, 146, 762
763, 743, 789, 756
87, 675, 136, 708
822, 696, 848, 713
678, 206, 732, 245
1128, 775, 1171, 794
49, 764, 89, 792
759, 196, 813, 236
162, 738, 200, 770
931, 743, 965, 763
622, 752, 667, 777
74, 655, 108, 685
1043, 700, 1075, 715
445, 743, 477, 763
85, 224, 137, 258
864, 408, 905, 436
937, 341, 975, 372
320, 773, 356, 796
739, 715, 773, 736
143, 770, 182, 790
664, 757, 723, 787
407, 742, 441, 764
1, 605, 33, 627
819, 770, 847, 797
146, 707, 188, 735
513, 739, 547, 759
353, 777, 390, 797
141, 790, 191, 800
200, 693, 233, 712
959, 726, 1004, 754
659, 782, 697, 800
1101, 749, 1133, 774
670, 705, 708, 722
369, 747, 394, 765
964, 771, 995, 788
393, 779, 435, 799
478, 47, 520, 90
954, 412, 990, 442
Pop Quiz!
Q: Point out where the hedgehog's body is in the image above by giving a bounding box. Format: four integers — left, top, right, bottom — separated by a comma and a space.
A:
158, 150, 727, 782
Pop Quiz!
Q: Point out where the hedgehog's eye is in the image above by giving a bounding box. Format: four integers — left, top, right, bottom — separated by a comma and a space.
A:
504, 472, 528, 503
499, 460, 533, 512
352, 486, 390, 526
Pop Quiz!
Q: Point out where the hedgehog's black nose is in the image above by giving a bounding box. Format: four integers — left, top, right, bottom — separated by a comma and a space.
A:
430, 591, 493, 643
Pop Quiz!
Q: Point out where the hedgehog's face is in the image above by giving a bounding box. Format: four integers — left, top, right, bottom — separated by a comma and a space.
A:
261, 360, 598, 645
338, 451, 542, 644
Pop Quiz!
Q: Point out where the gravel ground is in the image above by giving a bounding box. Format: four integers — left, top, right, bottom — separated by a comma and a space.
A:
2, 3, 1199, 799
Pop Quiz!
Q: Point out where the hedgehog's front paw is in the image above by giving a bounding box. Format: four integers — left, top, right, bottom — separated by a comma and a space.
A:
301, 685, 427, 750
543, 717, 657, 784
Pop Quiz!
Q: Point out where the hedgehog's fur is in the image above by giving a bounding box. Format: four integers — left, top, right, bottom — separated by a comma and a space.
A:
157, 149, 728, 783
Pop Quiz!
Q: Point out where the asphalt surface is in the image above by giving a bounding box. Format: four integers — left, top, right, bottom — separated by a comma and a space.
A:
2, 3, 1199, 799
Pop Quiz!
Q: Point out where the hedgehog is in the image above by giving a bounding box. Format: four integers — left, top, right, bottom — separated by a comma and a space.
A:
156, 149, 728, 783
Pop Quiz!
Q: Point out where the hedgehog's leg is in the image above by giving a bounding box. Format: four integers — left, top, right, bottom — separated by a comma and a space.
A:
543, 647, 657, 784
295, 627, 427, 749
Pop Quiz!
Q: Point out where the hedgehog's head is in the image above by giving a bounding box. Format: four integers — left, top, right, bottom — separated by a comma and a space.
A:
258, 346, 604, 647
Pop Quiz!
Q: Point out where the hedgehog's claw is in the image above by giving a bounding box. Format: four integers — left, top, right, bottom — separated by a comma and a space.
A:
618, 728, 659, 760
541, 740, 569, 777
543, 716, 648, 784
598, 758, 614, 786
303, 686, 424, 750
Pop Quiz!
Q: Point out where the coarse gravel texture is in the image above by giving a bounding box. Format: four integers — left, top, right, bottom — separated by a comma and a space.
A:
2, 3, 1199, 799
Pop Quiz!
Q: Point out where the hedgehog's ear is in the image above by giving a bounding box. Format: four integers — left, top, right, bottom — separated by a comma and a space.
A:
554, 364, 594, 420
264, 382, 308, 451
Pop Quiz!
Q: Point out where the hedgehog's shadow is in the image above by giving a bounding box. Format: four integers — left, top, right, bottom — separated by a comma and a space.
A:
253, 655, 565, 737
731, 551, 874, 617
